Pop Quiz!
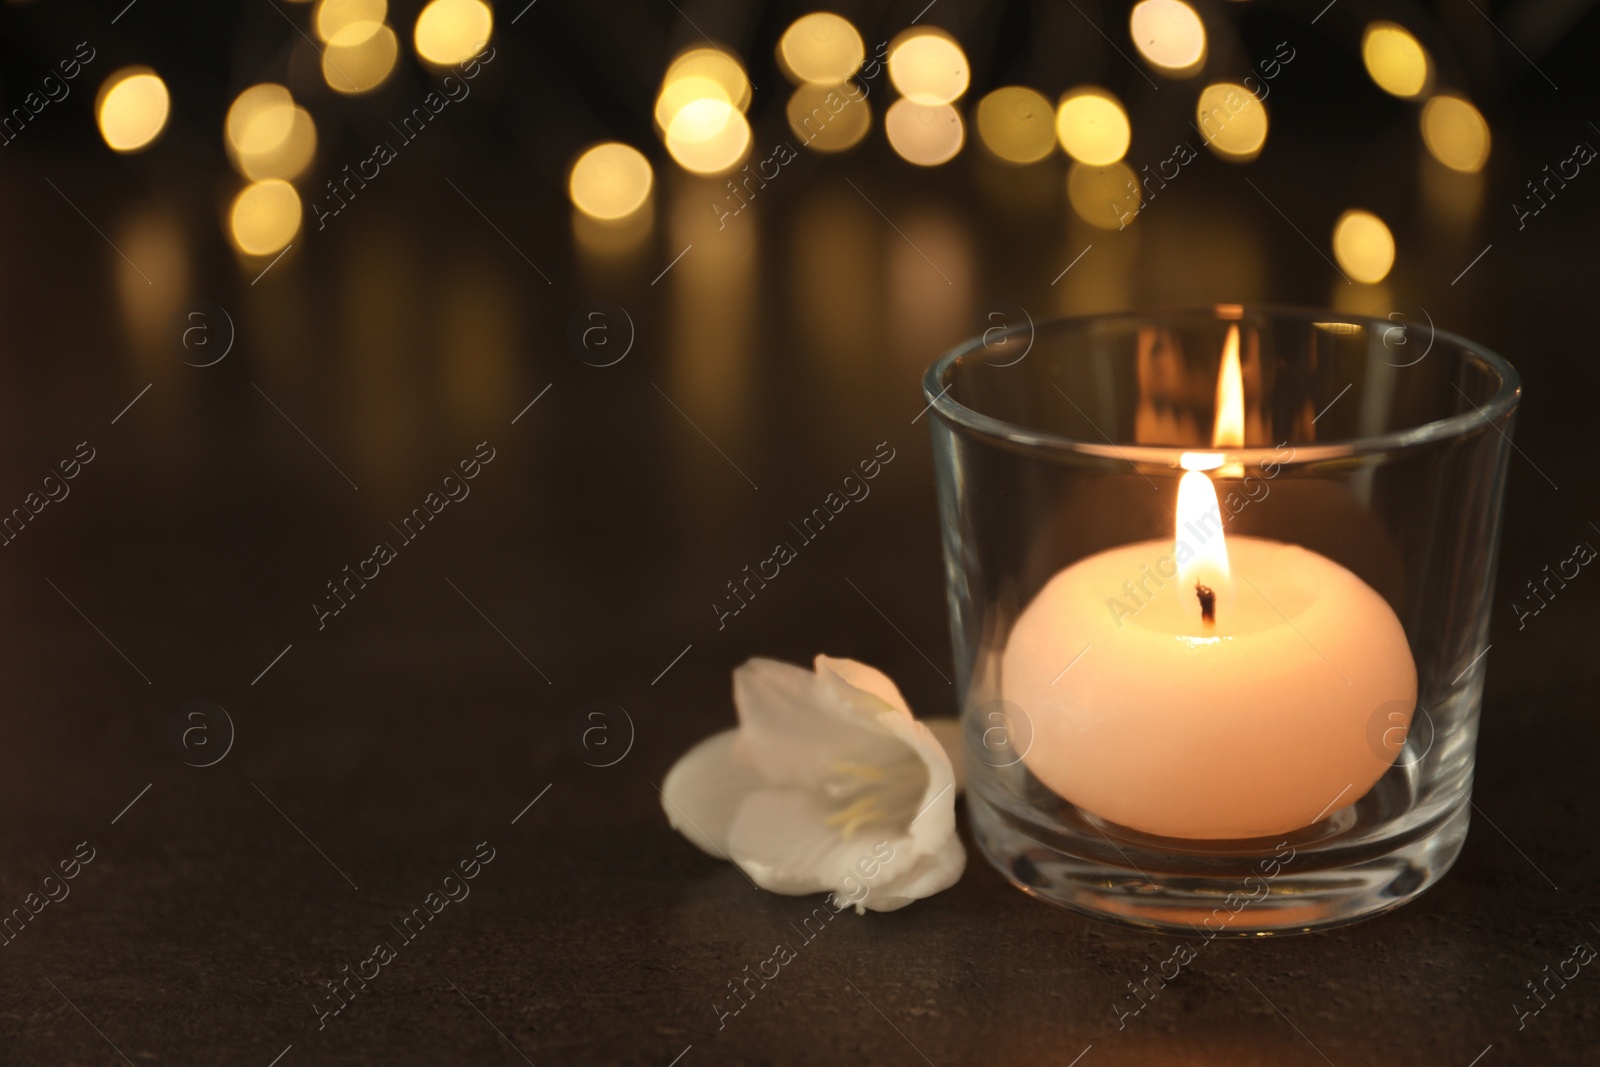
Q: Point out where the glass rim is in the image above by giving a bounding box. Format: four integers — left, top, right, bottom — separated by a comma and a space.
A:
922, 304, 1522, 466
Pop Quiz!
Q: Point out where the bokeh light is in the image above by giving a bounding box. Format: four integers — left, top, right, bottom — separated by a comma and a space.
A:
414, 0, 492, 66
226, 85, 317, 180
1332, 209, 1395, 284
787, 83, 871, 153
886, 98, 964, 166
239, 107, 317, 181
665, 98, 752, 175
229, 180, 302, 256
1068, 161, 1141, 229
655, 47, 752, 132
569, 142, 654, 220
1055, 88, 1130, 165
887, 28, 970, 105
975, 86, 1056, 164
1196, 83, 1267, 161
778, 13, 863, 85
1130, 0, 1207, 75
324, 22, 399, 94
96, 67, 170, 153
227, 84, 294, 155
1362, 23, 1431, 98
1421, 95, 1490, 173
315, 0, 385, 43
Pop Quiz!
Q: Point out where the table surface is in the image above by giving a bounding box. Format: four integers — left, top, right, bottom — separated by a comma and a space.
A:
0, 5, 1597, 1065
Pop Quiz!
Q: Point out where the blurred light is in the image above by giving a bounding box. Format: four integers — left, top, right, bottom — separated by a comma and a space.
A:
1421, 95, 1490, 173
885, 98, 964, 166
786, 83, 871, 153
1362, 23, 1430, 98
237, 106, 317, 181
229, 180, 302, 256
655, 75, 732, 133
572, 199, 653, 262
887, 28, 970, 105
440, 260, 521, 430
665, 98, 751, 175
1419, 146, 1484, 226
324, 22, 399, 94
1067, 161, 1140, 229
1332, 209, 1394, 284
656, 47, 752, 132
888, 213, 972, 372
225, 84, 316, 181
1055, 87, 1130, 165
779, 13, 864, 85
226, 84, 295, 156
1195, 83, 1267, 161
96, 68, 170, 153
116, 212, 190, 370
414, 0, 492, 66
975, 86, 1055, 164
569, 142, 653, 220
315, 0, 385, 43
1130, 0, 1207, 75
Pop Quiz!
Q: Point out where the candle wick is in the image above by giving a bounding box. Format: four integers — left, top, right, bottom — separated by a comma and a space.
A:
1195, 583, 1216, 625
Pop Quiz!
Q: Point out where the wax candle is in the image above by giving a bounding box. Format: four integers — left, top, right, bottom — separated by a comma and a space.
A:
1000, 330, 1418, 841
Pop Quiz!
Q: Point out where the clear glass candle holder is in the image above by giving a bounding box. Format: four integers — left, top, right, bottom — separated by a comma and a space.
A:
924, 306, 1520, 935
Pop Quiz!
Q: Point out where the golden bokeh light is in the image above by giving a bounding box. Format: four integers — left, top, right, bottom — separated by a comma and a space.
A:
1362, 23, 1431, 98
778, 12, 864, 85
656, 47, 752, 132
315, 0, 385, 43
569, 142, 654, 220
1421, 95, 1490, 173
786, 83, 871, 153
656, 48, 748, 127
1130, 0, 1207, 75
1067, 161, 1141, 229
665, 98, 752, 174
226, 83, 295, 156
414, 0, 492, 66
229, 180, 302, 256
655, 74, 731, 134
885, 98, 964, 166
1195, 83, 1268, 161
975, 86, 1056, 164
1332, 209, 1395, 284
96, 67, 170, 153
324, 22, 400, 94
225, 84, 316, 181
887, 28, 970, 105
1055, 87, 1130, 165
237, 106, 317, 181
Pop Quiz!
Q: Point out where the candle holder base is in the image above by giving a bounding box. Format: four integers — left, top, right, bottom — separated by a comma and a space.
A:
969, 787, 1471, 936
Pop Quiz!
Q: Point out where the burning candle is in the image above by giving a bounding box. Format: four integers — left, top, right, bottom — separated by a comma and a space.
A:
1000, 328, 1418, 840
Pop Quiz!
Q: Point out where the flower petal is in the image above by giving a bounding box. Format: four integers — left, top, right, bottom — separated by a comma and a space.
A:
814, 658, 961, 852
660, 728, 764, 859
725, 788, 872, 895
858, 833, 966, 913
814, 655, 913, 715
857, 712, 957, 856
733, 658, 907, 788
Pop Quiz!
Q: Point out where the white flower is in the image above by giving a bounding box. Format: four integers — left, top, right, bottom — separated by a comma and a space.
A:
661, 655, 965, 913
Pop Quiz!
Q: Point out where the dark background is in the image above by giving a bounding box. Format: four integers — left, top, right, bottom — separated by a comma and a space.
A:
0, 0, 1594, 1063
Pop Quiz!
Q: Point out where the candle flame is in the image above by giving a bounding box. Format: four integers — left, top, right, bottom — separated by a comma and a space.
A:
1176, 468, 1231, 626
1212, 324, 1244, 449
